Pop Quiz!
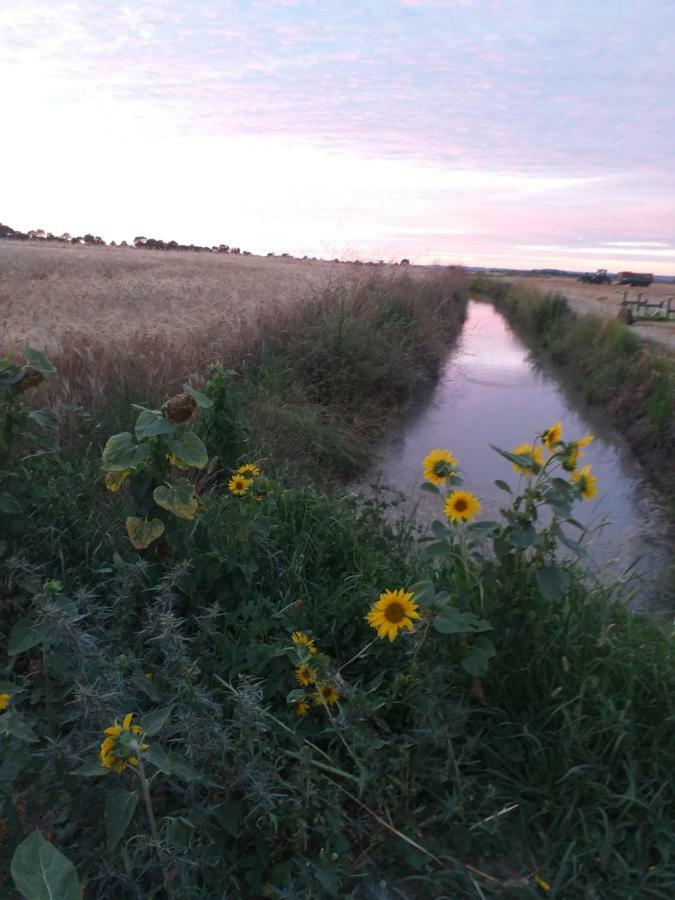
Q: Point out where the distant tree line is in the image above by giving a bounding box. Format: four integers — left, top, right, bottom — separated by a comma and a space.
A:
0, 220, 415, 267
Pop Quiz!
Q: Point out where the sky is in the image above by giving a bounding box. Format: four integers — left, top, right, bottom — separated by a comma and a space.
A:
1, 0, 674, 272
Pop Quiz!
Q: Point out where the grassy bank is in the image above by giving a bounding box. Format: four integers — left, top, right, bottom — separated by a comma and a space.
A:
472, 276, 675, 502
1, 272, 674, 898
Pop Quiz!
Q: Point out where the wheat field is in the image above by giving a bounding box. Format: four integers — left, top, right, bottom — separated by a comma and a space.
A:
0, 241, 374, 350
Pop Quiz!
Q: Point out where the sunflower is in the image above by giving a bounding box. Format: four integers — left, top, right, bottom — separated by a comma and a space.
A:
367, 588, 420, 641
572, 464, 598, 500
295, 699, 310, 717
105, 469, 129, 492
511, 443, 544, 474
295, 664, 317, 686
444, 490, 481, 523
534, 874, 551, 891
99, 713, 149, 772
0, 693, 9, 712
541, 422, 563, 450
561, 434, 593, 472
228, 474, 252, 496
422, 448, 458, 486
237, 462, 261, 478
314, 682, 340, 706
291, 631, 317, 654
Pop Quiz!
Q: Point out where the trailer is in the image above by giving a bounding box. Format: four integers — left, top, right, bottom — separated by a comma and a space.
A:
617, 271, 654, 287
577, 269, 612, 284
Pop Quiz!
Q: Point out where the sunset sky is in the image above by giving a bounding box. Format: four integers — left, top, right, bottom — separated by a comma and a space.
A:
2, 0, 674, 272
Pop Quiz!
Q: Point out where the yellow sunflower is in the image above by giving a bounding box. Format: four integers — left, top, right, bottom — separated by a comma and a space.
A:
511, 443, 544, 474
367, 588, 420, 641
541, 422, 563, 450
228, 474, 252, 496
291, 631, 317, 654
295, 699, 310, 717
444, 490, 481, 523
561, 434, 593, 472
295, 664, 317, 686
0, 693, 9, 712
313, 682, 340, 706
422, 448, 458, 486
99, 713, 149, 773
237, 462, 261, 478
572, 464, 598, 500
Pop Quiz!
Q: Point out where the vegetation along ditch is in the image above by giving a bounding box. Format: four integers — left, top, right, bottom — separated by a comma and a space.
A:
0, 266, 673, 898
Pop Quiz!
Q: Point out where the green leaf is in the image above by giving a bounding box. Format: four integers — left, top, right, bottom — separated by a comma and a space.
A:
490, 444, 538, 470
11, 830, 81, 900
71, 760, 109, 778
433, 608, 492, 635
28, 409, 60, 430
8, 619, 51, 655
101, 433, 151, 472
153, 480, 199, 520
105, 789, 138, 851
420, 482, 440, 495
24, 349, 56, 374
125, 517, 165, 550
4, 714, 39, 743
511, 524, 538, 549
182, 383, 213, 409
134, 409, 175, 441
169, 816, 194, 849
461, 647, 492, 677
424, 540, 450, 558
143, 745, 172, 774
554, 526, 588, 558
494, 479, 512, 493
167, 754, 203, 783
466, 521, 500, 541
431, 520, 450, 540
163, 431, 208, 469
0, 492, 22, 514
536, 567, 572, 602
408, 580, 436, 604
141, 704, 173, 737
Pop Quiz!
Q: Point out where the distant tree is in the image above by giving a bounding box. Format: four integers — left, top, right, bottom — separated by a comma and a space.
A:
120, 240, 128, 247
267, 252, 274, 257
60, 233, 71, 242
400, 258, 410, 266
243, 250, 252, 256
133, 236, 147, 248
230, 247, 241, 254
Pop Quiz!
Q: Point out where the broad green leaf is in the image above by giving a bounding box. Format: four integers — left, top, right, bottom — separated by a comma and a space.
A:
102, 432, 151, 472
424, 540, 450, 558
167, 754, 203, 783
169, 816, 194, 849
143, 745, 172, 774
466, 521, 500, 541
141, 704, 173, 737
536, 566, 572, 602
409, 580, 436, 604
134, 409, 175, 441
4, 714, 39, 743
433, 608, 492, 635
71, 760, 109, 778
125, 517, 164, 550
11, 830, 81, 900
511, 524, 538, 549
28, 409, 60, 430
494, 479, 512, 493
163, 431, 208, 469
24, 348, 56, 374
490, 444, 539, 470
105, 789, 138, 851
182, 383, 213, 409
8, 618, 51, 655
461, 647, 492, 677
431, 520, 450, 540
104, 470, 129, 493
0, 492, 22, 514
420, 482, 440, 495
153, 480, 199, 520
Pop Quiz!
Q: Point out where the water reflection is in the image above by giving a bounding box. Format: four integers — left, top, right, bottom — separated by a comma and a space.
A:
361, 301, 673, 609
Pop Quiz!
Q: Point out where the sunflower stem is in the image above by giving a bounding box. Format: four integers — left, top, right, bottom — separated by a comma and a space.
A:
337, 638, 377, 674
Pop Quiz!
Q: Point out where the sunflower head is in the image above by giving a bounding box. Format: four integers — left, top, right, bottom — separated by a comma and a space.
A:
295, 699, 311, 717
291, 631, 317, 654
228, 474, 252, 496
314, 682, 340, 707
14, 367, 45, 394
572, 464, 598, 500
542, 422, 563, 450
0, 693, 9, 712
166, 392, 198, 424
422, 448, 458, 486
367, 588, 420, 642
511, 443, 544, 474
444, 490, 481, 523
237, 462, 261, 478
99, 713, 149, 772
295, 664, 317, 686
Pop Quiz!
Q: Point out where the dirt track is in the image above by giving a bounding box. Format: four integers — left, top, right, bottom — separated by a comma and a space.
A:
513, 275, 675, 351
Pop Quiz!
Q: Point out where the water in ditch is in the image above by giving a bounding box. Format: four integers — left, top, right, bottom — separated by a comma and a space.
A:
359, 300, 673, 611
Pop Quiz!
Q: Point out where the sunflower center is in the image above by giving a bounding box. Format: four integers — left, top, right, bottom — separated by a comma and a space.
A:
433, 460, 452, 477
454, 498, 468, 512
385, 601, 406, 623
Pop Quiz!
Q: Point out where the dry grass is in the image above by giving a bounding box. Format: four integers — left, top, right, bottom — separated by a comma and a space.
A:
0, 240, 379, 350
512, 274, 675, 350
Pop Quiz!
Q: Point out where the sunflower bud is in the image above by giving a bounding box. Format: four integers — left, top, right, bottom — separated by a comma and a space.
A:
14, 367, 45, 394
166, 392, 197, 423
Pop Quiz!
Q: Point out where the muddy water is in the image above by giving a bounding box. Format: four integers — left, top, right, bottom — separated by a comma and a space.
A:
362, 301, 673, 609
